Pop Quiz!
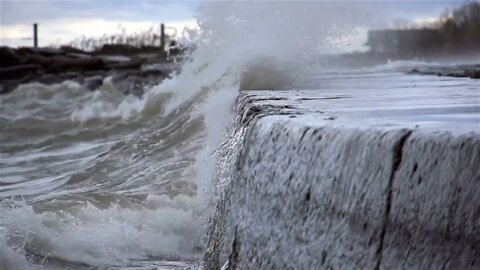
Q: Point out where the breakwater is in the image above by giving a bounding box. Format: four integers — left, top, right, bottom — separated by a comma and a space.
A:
205, 87, 480, 269
0, 46, 180, 95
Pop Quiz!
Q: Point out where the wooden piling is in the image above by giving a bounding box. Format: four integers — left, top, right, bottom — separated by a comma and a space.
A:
33, 23, 38, 47
160, 23, 165, 52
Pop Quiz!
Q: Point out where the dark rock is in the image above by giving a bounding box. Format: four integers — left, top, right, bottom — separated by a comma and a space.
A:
168, 41, 183, 56
407, 68, 420, 74
48, 58, 105, 72
0, 82, 20, 95
0, 74, 42, 94
24, 54, 53, 67
110, 69, 168, 96
0, 47, 23, 68
96, 44, 137, 55
83, 75, 104, 91
16, 47, 63, 57
0, 64, 42, 80
93, 44, 162, 55
82, 70, 107, 78
98, 55, 131, 64
465, 69, 480, 79
0, 45, 179, 95
36, 73, 64, 85
407, 64, 480, 79
106, 57, 145, 70
65, 53, 92, 59
60, 71, 85, 79
52, 55, 76, 62
59, 46, 86, 54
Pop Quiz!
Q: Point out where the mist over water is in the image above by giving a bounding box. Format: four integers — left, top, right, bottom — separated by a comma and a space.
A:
0, 1, 389, 269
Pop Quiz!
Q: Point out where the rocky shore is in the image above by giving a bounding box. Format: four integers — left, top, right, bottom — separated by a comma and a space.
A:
408, 64, 480, 79
2, 45, 478, 97
0, 45, 182, 95
325, 52, 480, 79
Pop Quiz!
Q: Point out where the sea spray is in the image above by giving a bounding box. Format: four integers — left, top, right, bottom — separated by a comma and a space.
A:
0, 1, 377, 268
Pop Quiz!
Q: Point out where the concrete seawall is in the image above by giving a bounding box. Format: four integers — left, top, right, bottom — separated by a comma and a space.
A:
204, 89, 480, 269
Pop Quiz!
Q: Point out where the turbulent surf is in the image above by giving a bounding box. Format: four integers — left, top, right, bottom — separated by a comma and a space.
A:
2, 1, 472, 269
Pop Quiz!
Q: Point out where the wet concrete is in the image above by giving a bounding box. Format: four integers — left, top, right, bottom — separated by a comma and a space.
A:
205, 73, 480, 269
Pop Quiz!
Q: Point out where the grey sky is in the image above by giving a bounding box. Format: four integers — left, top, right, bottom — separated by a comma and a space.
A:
1, 1, 200, 26
0, 0, 469, 47
1, 0, 467, 25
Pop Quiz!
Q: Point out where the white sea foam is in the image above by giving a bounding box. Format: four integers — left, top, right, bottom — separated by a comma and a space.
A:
0, 195, 199, 266
1, 1, 380, 268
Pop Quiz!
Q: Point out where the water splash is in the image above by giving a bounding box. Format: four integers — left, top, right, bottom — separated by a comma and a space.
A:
0, 1, 376, 268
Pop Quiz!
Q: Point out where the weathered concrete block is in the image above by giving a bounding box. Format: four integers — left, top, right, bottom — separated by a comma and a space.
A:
205, 114, 480, 269
206, 115, 407, 269
380, 132, 480, 270
205, 87, 480, 269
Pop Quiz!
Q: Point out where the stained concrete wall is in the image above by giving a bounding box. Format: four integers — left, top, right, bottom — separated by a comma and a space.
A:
204, 96, 480, 269
380, 132, 480, 269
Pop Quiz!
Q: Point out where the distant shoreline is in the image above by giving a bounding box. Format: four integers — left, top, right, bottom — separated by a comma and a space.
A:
0, 44, 183, 95
322, 51, 480, 79
1, 43, 478, 95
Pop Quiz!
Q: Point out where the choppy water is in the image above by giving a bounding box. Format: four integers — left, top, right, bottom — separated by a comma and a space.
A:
0, 80, 205, 269
1, 1, 479, 269
2, 59, 478, 270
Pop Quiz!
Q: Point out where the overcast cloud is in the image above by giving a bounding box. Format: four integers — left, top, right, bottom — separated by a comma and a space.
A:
1, 0, 199, 25
0, 0, 468, 47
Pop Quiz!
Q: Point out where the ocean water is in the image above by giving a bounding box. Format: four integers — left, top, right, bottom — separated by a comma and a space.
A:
1, 2, 478, 270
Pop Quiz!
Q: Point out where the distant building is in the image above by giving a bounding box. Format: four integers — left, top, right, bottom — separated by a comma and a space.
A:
366, 29, 442, 56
